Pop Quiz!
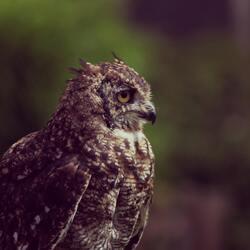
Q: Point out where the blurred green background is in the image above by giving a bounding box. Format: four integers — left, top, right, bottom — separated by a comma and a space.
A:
0, 0, 250, 249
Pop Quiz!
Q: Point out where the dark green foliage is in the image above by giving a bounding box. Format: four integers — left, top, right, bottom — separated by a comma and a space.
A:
147, 36, 250, 250
151, 36, 250, 182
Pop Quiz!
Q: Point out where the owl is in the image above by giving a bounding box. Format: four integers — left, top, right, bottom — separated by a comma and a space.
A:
0, 58, 156, 250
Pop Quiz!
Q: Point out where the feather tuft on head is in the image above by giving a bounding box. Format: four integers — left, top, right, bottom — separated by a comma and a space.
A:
68, 67, 82, 75
79, 58, 87, 68
111, 52, 124, 64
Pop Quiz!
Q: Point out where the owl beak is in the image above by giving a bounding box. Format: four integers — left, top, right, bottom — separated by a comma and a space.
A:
148, 110, 157, 124
140, 104, 157, 124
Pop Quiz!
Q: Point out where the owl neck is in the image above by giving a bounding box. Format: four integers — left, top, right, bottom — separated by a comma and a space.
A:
43, 104, 107, 146
112, 128, 144, 142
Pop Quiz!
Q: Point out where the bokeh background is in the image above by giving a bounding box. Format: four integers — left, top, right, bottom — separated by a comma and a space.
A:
0, 0, 250, 249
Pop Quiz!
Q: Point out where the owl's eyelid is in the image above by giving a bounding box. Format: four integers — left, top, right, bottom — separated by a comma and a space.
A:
116, 86, 136, 94
115, 88, 129, 95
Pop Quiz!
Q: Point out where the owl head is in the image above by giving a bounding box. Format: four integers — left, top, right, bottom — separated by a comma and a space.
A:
97, 60, 156, 131
64, 58, 156, 132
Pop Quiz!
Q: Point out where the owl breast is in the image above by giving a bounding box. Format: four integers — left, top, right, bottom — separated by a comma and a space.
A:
57, 130, 154, 250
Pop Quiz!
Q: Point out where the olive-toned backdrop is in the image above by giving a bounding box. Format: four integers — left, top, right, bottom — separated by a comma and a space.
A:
1, 1, 250, 249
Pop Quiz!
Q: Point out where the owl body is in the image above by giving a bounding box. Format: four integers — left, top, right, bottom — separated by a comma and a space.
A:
58, 129, 154, 250
0, 59, 155, 250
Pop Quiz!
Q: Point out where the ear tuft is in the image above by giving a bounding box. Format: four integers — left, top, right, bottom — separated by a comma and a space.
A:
68, 67, 82, 75
79, 58, 87, 68
111, 52, 124, 64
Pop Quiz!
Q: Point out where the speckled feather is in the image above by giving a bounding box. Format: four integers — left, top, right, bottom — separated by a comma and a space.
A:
0, 59, 155, 250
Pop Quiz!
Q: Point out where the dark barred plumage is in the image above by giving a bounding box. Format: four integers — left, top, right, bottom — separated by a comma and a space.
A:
0, 59, 156, 250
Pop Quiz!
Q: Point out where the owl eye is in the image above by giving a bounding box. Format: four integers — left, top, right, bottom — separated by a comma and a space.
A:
117, 90, 132, 103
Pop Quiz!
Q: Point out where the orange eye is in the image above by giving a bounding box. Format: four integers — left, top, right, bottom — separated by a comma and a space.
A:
117, 91, 131, 103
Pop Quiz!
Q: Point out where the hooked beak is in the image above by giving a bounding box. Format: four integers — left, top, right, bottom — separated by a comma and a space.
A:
140, 103, 157, 124
147, 110, 157, 124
